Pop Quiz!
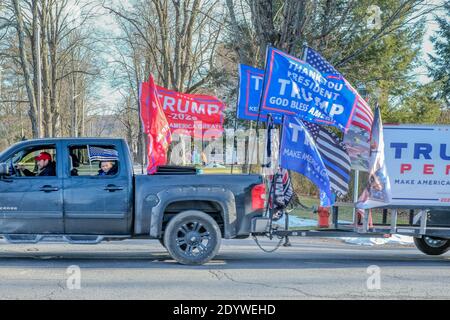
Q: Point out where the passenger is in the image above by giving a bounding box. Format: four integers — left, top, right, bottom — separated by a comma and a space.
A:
98, 161, 118, 176
17, 152, 56, 177
69, 153, 80, 176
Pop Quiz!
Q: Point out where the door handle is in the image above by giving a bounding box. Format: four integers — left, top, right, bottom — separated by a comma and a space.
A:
40, 185, 59, 192
104, 184, 124, 192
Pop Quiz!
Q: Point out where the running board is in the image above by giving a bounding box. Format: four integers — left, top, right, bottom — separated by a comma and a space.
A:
0, 234, 130, 244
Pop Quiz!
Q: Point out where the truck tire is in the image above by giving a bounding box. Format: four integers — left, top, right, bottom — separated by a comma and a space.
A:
163, 210, 221, 265
414, 236, 450, 256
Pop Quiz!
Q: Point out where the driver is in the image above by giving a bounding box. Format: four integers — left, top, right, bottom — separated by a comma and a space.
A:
17, 152, 56, 177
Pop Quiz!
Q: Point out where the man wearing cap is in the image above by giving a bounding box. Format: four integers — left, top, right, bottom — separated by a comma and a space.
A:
17, 152, 56, 177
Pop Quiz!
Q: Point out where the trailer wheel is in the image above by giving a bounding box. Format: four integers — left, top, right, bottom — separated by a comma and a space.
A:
163, 210, 221, 265
414, 236, 450, 256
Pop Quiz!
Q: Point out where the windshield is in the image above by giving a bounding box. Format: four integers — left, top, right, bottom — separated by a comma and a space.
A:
5, 149, 31, 166
0, 142, 26, 163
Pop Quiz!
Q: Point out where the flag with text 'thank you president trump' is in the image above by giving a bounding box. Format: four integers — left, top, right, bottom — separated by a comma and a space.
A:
260, 47, 357, 132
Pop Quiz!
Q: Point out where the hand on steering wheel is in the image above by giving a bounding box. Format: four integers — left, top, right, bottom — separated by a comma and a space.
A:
10, 161, 22, 177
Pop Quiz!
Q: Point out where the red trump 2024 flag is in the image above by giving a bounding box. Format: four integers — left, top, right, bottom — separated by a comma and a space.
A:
154, 86, 225, 138
141, 80, 225, 138
140, 74, 172, 174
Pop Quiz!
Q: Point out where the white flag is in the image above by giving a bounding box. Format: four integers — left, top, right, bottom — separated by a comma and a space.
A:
356, 107, 391, 209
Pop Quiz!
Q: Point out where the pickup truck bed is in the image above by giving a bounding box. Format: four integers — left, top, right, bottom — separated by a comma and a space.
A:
134, 173, 262, 239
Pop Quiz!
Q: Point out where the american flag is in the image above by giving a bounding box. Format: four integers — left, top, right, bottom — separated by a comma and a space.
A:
87, 145, 119, 161
304, 46, 374, 133
303, 121, 351, 198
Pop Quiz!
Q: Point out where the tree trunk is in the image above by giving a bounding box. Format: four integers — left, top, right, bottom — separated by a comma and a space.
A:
12, 0, 39, 138
70, 70, 78, 137
249, 0, 278, 58
41, 0, 52, 137
49, 36, 59, 136
32, 0, 42, 137
49, 3, 59, 137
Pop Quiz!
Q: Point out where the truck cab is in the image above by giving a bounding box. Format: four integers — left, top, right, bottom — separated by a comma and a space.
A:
0, 138, 133, 235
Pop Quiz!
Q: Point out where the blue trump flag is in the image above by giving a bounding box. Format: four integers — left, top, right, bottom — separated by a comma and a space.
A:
261, 47, 357, 132
237, 64, 282, 124
280, 116, 334, 207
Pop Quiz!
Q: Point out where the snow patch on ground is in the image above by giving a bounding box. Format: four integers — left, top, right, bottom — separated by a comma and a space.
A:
276, 215, 350, 228
276, 215, 414, 246
341, 234, 414, 246
275, 215, 316, 227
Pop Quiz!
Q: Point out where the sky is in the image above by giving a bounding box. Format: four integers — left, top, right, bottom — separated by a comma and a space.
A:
90, 4, 124, 113
418, 2, 444, 84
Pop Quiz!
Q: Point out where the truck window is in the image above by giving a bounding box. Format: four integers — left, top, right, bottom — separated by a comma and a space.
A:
68, 145, 119, 177
4, 145, 57, 177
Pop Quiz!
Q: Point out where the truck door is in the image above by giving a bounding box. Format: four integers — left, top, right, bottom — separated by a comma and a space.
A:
62, 142, 132, 234
0, 143, 63, 234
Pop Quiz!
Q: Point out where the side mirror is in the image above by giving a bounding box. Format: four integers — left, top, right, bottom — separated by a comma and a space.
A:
0, 163, 9, 176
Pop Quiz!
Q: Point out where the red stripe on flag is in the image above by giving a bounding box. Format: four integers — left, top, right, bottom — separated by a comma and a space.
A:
357, 109, 373, 124
351, 120, 372, 133
357, 100, 373, 118
354, 109, 373, 125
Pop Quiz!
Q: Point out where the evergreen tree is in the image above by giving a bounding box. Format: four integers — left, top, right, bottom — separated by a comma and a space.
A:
428, 2, 450, 104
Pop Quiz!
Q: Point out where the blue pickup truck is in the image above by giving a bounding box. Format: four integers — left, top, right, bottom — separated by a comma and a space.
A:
0, 138, 265, 265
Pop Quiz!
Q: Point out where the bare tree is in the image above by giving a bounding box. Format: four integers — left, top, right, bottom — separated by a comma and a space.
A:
11, 0, 39, 137
103, 0, 225, 164
104, 0, 224, 92
2, 0, 101, 139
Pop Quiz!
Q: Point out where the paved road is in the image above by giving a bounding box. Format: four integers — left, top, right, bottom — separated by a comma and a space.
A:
0, 238, 449, 299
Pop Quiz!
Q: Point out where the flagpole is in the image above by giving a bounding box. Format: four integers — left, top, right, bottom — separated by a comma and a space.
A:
232, 66, 243, 174
87, 144, 93, 174
353, 90, 370, 224
267, 114, 286, 237
138, 82, 145, 175
141, 130, 145, 174
301, 41, 308, 61
276, 43, 309, 238
231, 117, 238, 174
352, 170, 359, 223
247, 44, 270, 174
278, 114, 292, 246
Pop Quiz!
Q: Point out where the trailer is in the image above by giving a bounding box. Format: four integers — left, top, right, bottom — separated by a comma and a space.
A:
251, 124, 450, 256
250, 204, 450, 255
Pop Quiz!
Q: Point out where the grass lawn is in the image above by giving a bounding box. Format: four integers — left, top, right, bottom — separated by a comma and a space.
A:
198, 166, 243, 174
290, 195, 411, 226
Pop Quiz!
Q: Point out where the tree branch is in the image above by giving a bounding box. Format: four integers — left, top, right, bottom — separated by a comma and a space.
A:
0, 100, 29, 104
335, 0, 419, 67
56, 70, 98, 82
